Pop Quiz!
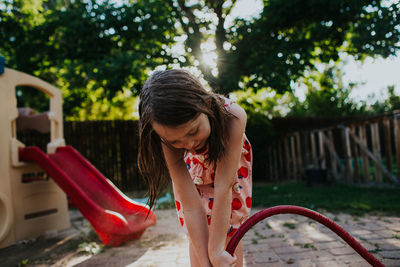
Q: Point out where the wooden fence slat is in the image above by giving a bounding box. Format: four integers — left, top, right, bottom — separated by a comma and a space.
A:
318, 131, 326, 169
284, 136, 291, 179
383, 118, 393, 173
327, 130, 338, 179
277, 139, 284, 179
359, 124, 370, 183
322, 131, 344, 180
348, 127, 399, 184
303, 132, 311, 167
290, 136, 297, 179
295, 132, 303, 176
371, 123, 383, 183
310, 132, 318, 167
342, 126, 353, 183
351, 125, 361, 183
268, 147, 273, 181
273, 144, 279, 181
394, 114, 400, 181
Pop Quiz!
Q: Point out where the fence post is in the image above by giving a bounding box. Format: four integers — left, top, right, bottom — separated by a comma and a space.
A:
267, 146, 273, 181
350, 125, 361, 183
310, 132, 318, 168
278, 139, 285, 180
303, 132, 311, 167
290, 135, 297, 179
371, 122, 383, 183
318, 131, 326, 169
342, 126, 353, 183
273, 144, 279, 181
394, 114, 400, 182
327, 130, 338, 179
295, 132, 303, 177
359, 124, 370, 183
383, 118, 393, 173
284, 136, 291, 180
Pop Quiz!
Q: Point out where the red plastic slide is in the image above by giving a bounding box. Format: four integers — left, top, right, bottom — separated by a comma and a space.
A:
19, 146, 156, 246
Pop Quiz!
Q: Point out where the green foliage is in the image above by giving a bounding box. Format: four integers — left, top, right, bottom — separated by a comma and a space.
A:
2, 0, 400, 119
1, 0, 178, 118
288, 64, 368, 117
67, 88, 140, 121
16, 86, 50, 113
224, 0, 400, 94
369, 85, 400, 114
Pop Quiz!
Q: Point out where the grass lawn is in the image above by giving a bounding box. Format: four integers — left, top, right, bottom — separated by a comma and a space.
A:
252, 181, 400, 216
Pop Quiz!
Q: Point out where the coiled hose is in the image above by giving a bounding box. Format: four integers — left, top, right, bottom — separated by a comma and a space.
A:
226, 205, 384, 267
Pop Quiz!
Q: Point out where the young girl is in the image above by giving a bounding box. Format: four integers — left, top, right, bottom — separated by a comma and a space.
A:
138, 69, 252, 267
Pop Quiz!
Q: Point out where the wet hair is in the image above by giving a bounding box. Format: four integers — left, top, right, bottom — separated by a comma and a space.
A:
138, 69, 233, 211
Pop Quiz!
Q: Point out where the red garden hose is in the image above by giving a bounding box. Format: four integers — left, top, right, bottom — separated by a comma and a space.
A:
226, 205, 384, 267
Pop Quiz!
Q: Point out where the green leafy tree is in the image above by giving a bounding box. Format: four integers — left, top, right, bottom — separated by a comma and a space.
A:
169, 0, 400, 94
2, 0, 400, 118
370, 85, 400, 114
1, 0, 178, 118
288, 64, 368, 117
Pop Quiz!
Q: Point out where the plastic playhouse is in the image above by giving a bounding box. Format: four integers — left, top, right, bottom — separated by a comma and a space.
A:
0, 63, 156, 248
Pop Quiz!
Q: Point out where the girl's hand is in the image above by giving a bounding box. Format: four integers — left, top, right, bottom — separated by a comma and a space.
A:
210, 250, 237, 267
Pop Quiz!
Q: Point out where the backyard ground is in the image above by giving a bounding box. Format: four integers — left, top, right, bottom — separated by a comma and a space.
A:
1, 205, 400, 267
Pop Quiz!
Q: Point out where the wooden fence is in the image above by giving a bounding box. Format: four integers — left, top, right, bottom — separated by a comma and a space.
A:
17, 112, 400, 190
18, 120, 143, 192
264, 112, 400, 185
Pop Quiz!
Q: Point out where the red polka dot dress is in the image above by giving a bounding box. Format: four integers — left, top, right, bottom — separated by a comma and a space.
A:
172, 98, 253, 237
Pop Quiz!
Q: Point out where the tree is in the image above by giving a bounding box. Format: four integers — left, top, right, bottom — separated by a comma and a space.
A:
370, 85, 400, 114
1, 0, 178, 117
287, 63, 368, 117
170, 0, 400, 94
2, 0, 400, 118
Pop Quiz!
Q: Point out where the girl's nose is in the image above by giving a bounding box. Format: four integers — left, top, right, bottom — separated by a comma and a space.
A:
184, 140, 196, 151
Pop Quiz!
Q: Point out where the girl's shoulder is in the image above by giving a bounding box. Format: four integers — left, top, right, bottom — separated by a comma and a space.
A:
219, 95, 247, 123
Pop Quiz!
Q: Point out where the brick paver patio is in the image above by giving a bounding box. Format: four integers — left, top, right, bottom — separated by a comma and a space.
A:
126, 208, 400, 267
1, 208, 399, 266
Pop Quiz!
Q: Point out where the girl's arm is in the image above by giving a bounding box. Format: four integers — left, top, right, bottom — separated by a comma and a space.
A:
161, 143, 212, 267
208, 103, 247, 266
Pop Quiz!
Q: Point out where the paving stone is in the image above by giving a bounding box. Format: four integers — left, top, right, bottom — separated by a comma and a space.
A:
359, 223, 387, 231
389, 225, 400, 231
333, 254, 370, 264
359, 233, 385, 241
313, 253, 337, 263
273, 245, 313, 255
262, 238, 291, 248
350, 229, 373, 237
244, 262, 282, 267
381, 259, 400, 267
252, 252, 280, 263
277, 259, 317, 266
374, 238, 400, 250
313, 261, 343, 267
314, 241, 346, 250
278, 251, 320, 261
375, 230, 399, 238
329, 247, 358, 256
348, 261, 374, 267
358, 240, 377, 251
378, 250, 400, 259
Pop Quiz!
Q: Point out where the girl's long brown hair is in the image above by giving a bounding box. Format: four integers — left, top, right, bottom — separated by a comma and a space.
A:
138, 69, 233, 211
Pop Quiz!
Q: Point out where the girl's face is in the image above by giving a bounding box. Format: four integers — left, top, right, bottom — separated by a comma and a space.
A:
152, 113, 211, 153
